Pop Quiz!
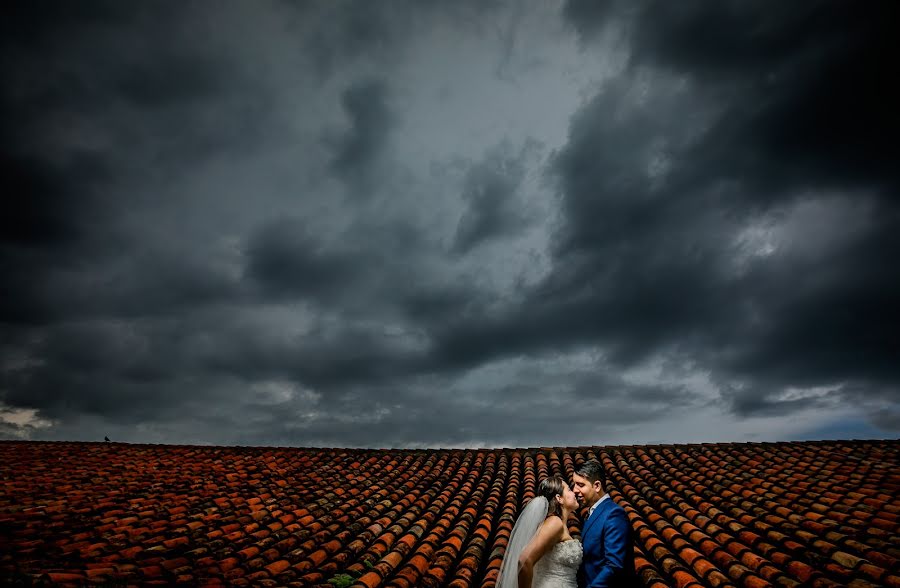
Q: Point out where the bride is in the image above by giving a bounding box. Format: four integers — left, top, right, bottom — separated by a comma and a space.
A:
498, 475, 583, 588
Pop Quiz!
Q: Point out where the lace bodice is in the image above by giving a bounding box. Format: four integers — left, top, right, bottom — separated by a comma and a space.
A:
532, 538, 582, 588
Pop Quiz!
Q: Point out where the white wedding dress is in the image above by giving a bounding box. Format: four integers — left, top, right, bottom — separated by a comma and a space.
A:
532, 539, 583, 588
497, 497, 583, 588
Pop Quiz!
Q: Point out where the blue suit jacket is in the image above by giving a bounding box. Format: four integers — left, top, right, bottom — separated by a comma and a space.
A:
578, 498, 636, 588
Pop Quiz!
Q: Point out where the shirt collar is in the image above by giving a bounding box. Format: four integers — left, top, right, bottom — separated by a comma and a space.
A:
588, 493, 610, 517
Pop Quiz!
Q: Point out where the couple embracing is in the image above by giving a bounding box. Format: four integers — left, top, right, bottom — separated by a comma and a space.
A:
497, 460, 637, 588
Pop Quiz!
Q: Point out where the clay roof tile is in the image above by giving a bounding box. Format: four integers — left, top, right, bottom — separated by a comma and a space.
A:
3, 439, 898, 588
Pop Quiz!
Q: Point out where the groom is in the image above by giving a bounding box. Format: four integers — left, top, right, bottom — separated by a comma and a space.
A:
572, 460, 636, 588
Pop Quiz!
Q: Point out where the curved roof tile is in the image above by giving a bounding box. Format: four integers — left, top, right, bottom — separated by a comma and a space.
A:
1, 440, 898, 587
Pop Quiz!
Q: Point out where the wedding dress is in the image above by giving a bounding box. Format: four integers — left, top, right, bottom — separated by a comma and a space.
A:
532, 538, 582, 588
497, 496, 583, 588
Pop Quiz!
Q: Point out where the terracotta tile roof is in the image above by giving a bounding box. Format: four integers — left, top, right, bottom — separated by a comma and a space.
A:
1, 440, 897, 587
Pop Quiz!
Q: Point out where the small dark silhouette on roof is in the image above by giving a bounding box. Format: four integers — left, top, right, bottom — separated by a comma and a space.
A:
104, 436, 110, 442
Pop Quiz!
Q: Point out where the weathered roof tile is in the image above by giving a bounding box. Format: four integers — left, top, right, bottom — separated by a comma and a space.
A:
2, 440, 897, 587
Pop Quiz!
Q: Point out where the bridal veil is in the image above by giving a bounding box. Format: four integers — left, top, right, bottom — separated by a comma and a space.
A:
497, 496, 549, 588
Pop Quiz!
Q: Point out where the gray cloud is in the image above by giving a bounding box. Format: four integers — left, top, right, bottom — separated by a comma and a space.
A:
566, 0, 900, 194
244, 217, 364, 302
453, 141, 536, 254
329, 79, 394, 185
423, 0, 900, 423
547, 0, 900, 416
1, 0, 898, 446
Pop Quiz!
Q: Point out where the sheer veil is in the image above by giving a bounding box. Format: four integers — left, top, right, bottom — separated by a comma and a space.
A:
497, 496, 549, 588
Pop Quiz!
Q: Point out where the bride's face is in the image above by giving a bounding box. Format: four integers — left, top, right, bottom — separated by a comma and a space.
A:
558, 482, 579, 510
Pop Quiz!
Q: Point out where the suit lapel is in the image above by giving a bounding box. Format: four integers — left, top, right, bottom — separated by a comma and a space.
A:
582, 498, 608, 538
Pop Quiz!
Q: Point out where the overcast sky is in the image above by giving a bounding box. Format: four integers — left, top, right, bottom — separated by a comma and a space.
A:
2, 1, 899, 448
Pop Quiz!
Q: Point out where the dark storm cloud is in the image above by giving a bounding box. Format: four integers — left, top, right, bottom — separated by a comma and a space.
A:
724, 388, 841, 424
1, 1, 292, 435
1, 149, 113, 325
870, 407, 900, 432
416, 0, 900, 428
718, 215, 900, 417
1, 1, 259, 321
191, 315, 427, 392
0, 1, 249, 153
244, 217, 362, 301
302, 2, 401, 79
535, 0, 900, 419
243, 211, 485, 323
453, 142, 533, 254
1, 318, 196, 421
0, 2, 135, 42
0, 147, 111, 324
296, 1, 507, 80
3, 0, 898, 446
566, 0, 900, 193
221, 365, 697, 448
2, 2, 117, 323
329, 79, 393, 184
730, 218, 900, 386
430, 73, 732, 370
1, 151, 109, 247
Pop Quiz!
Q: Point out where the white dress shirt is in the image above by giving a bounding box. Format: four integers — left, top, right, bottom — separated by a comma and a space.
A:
588, 493, 610, 518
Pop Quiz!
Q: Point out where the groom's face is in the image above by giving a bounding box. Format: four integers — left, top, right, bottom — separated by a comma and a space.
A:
572, 473, 602, 507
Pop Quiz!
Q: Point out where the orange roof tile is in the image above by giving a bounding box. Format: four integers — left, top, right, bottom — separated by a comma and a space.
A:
1, 439, 898, 587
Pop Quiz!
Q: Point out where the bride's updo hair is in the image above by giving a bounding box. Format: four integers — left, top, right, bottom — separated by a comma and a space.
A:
538, 475, 566, 518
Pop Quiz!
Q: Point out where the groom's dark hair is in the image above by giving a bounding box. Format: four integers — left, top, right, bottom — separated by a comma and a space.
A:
576, 459, 606, 486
